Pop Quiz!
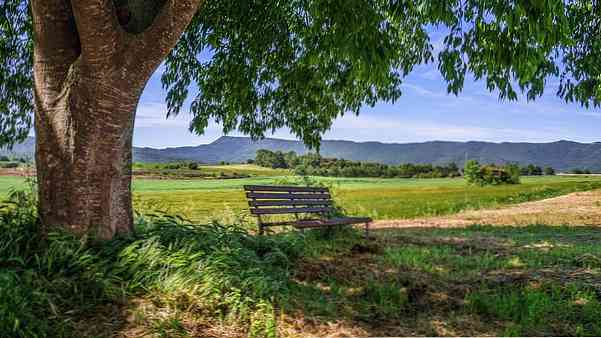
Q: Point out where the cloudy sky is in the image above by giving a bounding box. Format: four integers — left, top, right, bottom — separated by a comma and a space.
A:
134, 61, 601, 149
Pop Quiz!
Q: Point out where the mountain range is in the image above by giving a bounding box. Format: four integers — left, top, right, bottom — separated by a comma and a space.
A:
4, 136, 601, 171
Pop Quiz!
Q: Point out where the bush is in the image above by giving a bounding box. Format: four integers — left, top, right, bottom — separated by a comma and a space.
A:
464, 161, 521, 186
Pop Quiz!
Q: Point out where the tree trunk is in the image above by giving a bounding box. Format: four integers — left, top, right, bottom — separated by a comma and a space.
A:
30, 0, 203, 239
34, 62, 142, 239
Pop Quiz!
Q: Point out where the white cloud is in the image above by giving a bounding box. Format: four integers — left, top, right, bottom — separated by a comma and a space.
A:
135, 102, 190, 128
327, 113, 566, 143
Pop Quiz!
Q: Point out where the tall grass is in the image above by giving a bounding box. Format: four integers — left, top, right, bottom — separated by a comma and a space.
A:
0, 188, 305, 337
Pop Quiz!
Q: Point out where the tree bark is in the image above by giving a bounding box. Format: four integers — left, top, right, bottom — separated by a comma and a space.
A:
31, 0, 202, 239
35, 65, 142, 238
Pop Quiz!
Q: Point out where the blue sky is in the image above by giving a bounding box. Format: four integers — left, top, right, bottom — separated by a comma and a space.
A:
134, 62, 601, 148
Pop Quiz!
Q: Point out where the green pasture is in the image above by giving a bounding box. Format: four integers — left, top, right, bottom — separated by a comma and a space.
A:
3, 174, 600, 223
133, 163, 291, 177
131, 176, 601, 222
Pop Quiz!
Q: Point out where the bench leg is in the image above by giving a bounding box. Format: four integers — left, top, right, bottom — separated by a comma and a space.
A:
364, 222, 370, 239
259, 224, 264, 235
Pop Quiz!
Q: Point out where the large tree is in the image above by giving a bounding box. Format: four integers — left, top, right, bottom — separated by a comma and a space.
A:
1, 0, 599, 239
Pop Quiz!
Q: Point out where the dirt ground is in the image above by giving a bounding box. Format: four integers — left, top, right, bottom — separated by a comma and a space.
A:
373, 189, 601, 228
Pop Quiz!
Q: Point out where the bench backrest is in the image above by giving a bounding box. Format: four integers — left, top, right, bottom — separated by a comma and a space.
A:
244, 185, 333, 216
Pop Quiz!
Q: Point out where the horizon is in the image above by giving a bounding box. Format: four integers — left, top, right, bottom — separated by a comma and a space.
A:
134, 134, 601, 150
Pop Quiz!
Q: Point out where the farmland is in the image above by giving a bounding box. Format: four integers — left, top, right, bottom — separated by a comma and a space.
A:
2, 170, 601, 223
136, 175, 601, 222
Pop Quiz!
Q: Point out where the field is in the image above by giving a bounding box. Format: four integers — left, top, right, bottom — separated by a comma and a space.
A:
131, 175, 601, 223
1, 173, 601, 224
132, 163, 291, 179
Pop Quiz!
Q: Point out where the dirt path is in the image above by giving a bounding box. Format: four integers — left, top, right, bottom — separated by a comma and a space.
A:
373, 189, 601, 228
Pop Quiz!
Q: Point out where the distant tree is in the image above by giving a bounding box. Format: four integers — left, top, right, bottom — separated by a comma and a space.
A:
464, 160, 482, 185
520, 166, 530, 176
544, 167, 556, 175
187, 162, 199, 170
246, 159, 255, 164
465, 160, 520, 186
283, 151, 299, 168
0, 162, 19, 169
0, 156, 9, 162
504, 163, 522, 184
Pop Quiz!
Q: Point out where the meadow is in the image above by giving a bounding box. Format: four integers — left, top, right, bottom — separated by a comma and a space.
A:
131, 175, 601, 223
2, 171, 601, 224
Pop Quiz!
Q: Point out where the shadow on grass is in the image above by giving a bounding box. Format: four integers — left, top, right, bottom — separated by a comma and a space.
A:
277, 224, 601, 336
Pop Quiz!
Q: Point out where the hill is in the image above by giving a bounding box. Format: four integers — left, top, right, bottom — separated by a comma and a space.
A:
4, 136, 601, 171
133, 136, 601, 171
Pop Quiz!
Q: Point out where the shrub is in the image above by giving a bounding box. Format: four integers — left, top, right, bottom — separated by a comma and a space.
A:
464, 160, 482, 185
464, 161, 521, 186
544, 167, 556, 176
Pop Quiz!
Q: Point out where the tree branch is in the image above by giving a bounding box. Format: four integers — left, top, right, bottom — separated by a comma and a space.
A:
70, 0, 123, 71
125, 0, 204, 78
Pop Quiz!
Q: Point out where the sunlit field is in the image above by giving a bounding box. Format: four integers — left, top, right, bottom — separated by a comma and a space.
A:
2, 174, 601, 223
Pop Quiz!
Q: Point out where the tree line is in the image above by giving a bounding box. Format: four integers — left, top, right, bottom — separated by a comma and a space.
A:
253, 149, 556, 179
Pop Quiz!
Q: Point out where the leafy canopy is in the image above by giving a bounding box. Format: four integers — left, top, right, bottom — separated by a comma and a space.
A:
1, 0, 599, 149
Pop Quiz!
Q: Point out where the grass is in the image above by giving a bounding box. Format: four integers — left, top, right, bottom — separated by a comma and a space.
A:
283, 225, 601, 336
1, 174, 601, 223
132, 163, 291, 178
0, 189, 304, 337
133, 175, 601, 222
4, 182, 601, 336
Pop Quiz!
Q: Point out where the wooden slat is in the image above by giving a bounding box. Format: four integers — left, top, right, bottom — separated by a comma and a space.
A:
293, 217, 373, 228
244, 185, 329, 193
260, 219, 322, 227
250, 200, 332, 207
249, 206, 331, 215
246, 192, 331, 200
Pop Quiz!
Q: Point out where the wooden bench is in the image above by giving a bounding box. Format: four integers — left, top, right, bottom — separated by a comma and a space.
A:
244, 185, 372, 237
